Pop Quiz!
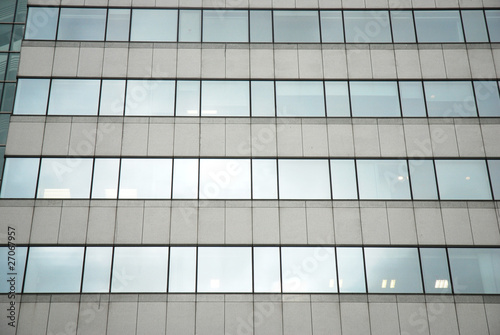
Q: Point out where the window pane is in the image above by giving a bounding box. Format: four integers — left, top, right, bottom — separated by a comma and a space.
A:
0, 246, 27, 293
179, 10, 201, 42
276, 81, 325, 117
399, 82, 426, 117
24, 247, 84, 293
0, 158, 39, 198
337, 247, 365, 293
424, 81, 477, 117
125, 80, 175, 116
357, 160, 411, 200
462, 10, 489, 42
488, 160, 500, 200
344, 11, 391, 43
172, 159, 199, 199
199, 159, 251, 199
325, 81, 350, 116
251, 81, 275, 116
100, 80, 126, 115
82, 247, 112, 293
252, 159, 278, 199
331, 159, 357, 199
409, 160, 438, 200
37, 158, 93, 199
131, 9, 177, 42
274, 11, 320, 42
13, 78, 50, 115
0, 113, 8, 144
0, 24, 12, 51
250, 10, 272, 42
169, 247, 196, 292
176, 80, 200, 116
57, 8, 106, 41
10, 24, 24, 51
0, 0, 15, 22
278, 160, 331, 199
25, 7, 58, 40
1, 83, 16, 111
474, 81, 500, 117
201, 81, 249, 116
365, 248, 423, 293
5, 53, 18, 80
485, 10, 500, 42
198, 247, 252, 293
420, 248, 451, 294
0, 54, 6, 81
435, 160, 492, 200
254, 247, 281, 293
112, 247, 168, 293
414, 10, 464, 42
91, 159, 119, 199
282, 247, 337, 293
15, 0, 27, 22
350, 81, 401, 117
391, 11, 416, 42
48, 79, 100, 115
203, 10, 248, 42
119, 159, 172, 199
320, 11, 344, 42
449, 248, 500, 294
106, 9, 130, 41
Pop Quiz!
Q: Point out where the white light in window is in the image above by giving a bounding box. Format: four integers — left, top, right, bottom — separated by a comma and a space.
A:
329, 279, 336, 288
105, 189, 117, 198
397, 176, 404, 181
381, 279, 387, 288
210, 279, 220, 289
390, 279, 396, 289
339, 279, 343, 288
434, 279, 449, 289
465, 176, 471, 180
186, 110, 199, 115
119, 189, 138, 198
43, 189, 71, 198
430, 95, 436, 99
202, 110, 218, 115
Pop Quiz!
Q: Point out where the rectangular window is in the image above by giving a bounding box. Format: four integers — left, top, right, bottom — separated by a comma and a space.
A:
199, 159, 251, 199
25, 7, 59, 40
106, 9, 131, 41
0, 24, 12, 51
414, 10, 464, 42
57, 8, 106, 41
424, 81, 477, 117
119, 159, 172, 199
320, 11, 344, 42
251, 81, 275, 116
337, 247, 366, 293
99, 80, 126, 116
168, 247, 197, 293
274, 11, 320, 42
254, 247, 281, 293
325, 81, 350, 117
131, 9, 177, 42
330, 160, 357, 199
474, 81, 500, 117
485, 10, 500, 42
350, 81, 401, 117
172, 159, 199, 199
37, 158, 93, 199
179, 10, 201, 42
91, 159, 120, 199
250, 10, 272, 42
252, 159, 278, 199
462, 10, 489, 42
82, 247, 113, 293
420, 248, 452, 294
13, 78, 50, 115
344, 11, 392, 43
435, 160, 492, 200
48, 79, 100, 115
276, 81, 325, 117
399, 82, 426, 117
203, 10, 248, 42
125, 80, 175, 116
278, 160, 331, 199
201, 81, 250, 116
357, 160, 411, 200
175, 80, 200, 116
390, 11, 416, 42
408, 160, 438, 200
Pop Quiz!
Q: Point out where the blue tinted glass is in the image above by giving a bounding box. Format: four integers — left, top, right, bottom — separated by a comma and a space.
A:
176, 80, 200, 116
106, 9, 130, 41
0, 24, 12, 51
0, 0, 15, 22
82, 247, 112, 293
409, 160, 438, 200
1, 83, 16, 111
6, 53, 18, 80
15, 0, 27, 23
203, 10, 248, 42
251, 81, 275, 116
0, 54, 7, 81
274, 11, 320, 42
357, 160, 411, 200
0, 158, 39, 198
99, 80, 126, 115
414, 11, 464, 42
424, 81, 477, 117
0, 247, 27, 293
37, 158, 93, 199
48, 79, 100, 115
125, 80, 175, 116
0, 113, 9, 144
320, 11, 344, 42
420, 248, 452, 294
337, 247, 366, 293
278, 160, 331, 199
276, 81, 325, 117
344, 11, 391, 43
91, 159, 120, 199
391, 11, 416, 42
462, 10, 489, 42
169, 247, 196, 292
201, 81, 249, 116
131, 9, 177, 42
25, 7, 58, 40
330, 159, 357, 199
474, 81, 500, 117
179, 10, 201, 42
58, 8, 106, 41
325, 81, 350, 116
485, 10, 500, 42
250, 10, 272, 42
435, 160, 492, 200
10, 24, 24, 51
350, 81, 401, 117
399, 82, 426, 117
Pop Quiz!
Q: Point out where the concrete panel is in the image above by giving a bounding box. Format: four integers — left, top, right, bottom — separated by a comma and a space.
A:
250, 48, 275, 78
298, 49, 323, 78
77, 298, 109, 335
136, 302, 167, 335
170, 206, 198, 244
225, 302, 254, 335
47, 302, 79, 335
333, 207, 362, 245
387, 207, 418, 245
42, 121, 71, 156
340, 302, 371, 335
353, 123, 381, 157
19, 46, 54, 77
485, 304, 500, 335
254, 301, 282, 335
398, 302, 430, 335
371, 49, 397, 79
369, 303, 400, 335
456, 303, 489, 335
441, 207, 474, 245
427, 302, 459, 335
429, 123, 459, 157
94, 121, 123, 156
468, 49, 496, 79
177, 47, 202, 78
283, 302, 313, 335
201, 48, 225, 78
302, 123, 329, 157
30, 205, 61, 244
455, 124, 485, 157
443, 49, 471, 79
107, 301, 138, 335
5, 121, 44, 156
361, 207, 390, 244
128, 48, 153, 78
68, 122, 97, 156
226, 48, 250, 78
275, 48, 299, 78
480, 124, 500, 157
226, 207, 253, 244
143, 206, 170, 244
200, 123, 225, 156
378, 123, 407, 157
198, 207, 225, 244
78, 47, 104, 77
277, 123, 303, 156
415, 207, 446, 245
16, 301, 50, 335
419, 49, 446, 79
121, 122, 149, 156
59, 206, 88, 244
196, 301, 224, 335
148, 122, 174, 156
469, 208, 500, 245
0, 205, 33, 244
166, 301, 195, 335
347, 48, 372, 79
103, 47, 128, 77
404, 123, 433, 157
251, 123, 277, 157
311, 301, 342, 335
115, 205, 144, 244
322, 48, 348, 79
226, 123, 251, 156
306, 207, 335, 244
327, 123, 355, 157
152, 47, 177, 77
52, 47, 79, 77
280, 207, 308, 244
253, 207, 280, 244
173, 122, 200, 156
395, 49, 422, 79
86, 205, 116, 244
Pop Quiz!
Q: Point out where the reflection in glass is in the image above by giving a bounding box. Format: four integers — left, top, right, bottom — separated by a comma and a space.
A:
131, 9, 177, 42
197, 247, 252, 293
320, 11, 344, 42
179, 10, 201, 42
350, 81, 400, 117
399, 82, 426, 117
251, 81, 275, 116
112, 247, 168, 293
91, 159, 120, 199
25, 7, 59, 40
82, 247, 112, 293
169, 247, 196, 292
125, 80, 175, 116
276, 81, 325, 117
252, 159, 278, 199
10, 24, 24, 51
485, 10, 500, 42
250, 10, 272, 42
57, 8, 106, 41
391, 11, 416, 42
0, 114, 8, 144
13, 78, 50, 115
408, 160, 438, 200
274, 11, 320, 42
474, 81, 500, 117
172, 159, 199, 199
462, 10, 489, 42
175, 80, 200, 116
203, 10, 248, 42
254, 247, 281, 292
106, 9, 131, 41
199, 159, 251, 199
278, 160, 331, 199
6, 53, 19, 81
0, 1, 14, 22
420, 248, 452, 294
201, 81, 249, 116
119, 159, 172, 199
331, 160, 357, 199
365, 248, 423, 293
24, 247, 84, 293
337, 247, 365, 293
99, 80, 126, 115
424, 81, 477, 117
37, 158, 93, 199
0, 24, 12, 51
414, 10, 464, 42
0, 158, 39, 198
325, 81, 350, 116
435, 160, 492, 200
357, 160, 411, 199
344, 11, 391, 43
488, 160, 500, 200
0, 247, 27, 293
48, 79, 100, 115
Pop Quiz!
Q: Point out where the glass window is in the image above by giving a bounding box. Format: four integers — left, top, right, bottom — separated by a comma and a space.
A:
420, 248, 451, 294
254, 247, 281, 293
13, 79, 50, 115
364, 248, 423, 293
414, 10, 464, 42
15, 0, 27, 23
274, 11, 320, 42
320, 11, 344, 42
462, 10, 489, 42
485, 10, 500, 42
350, 81, 401, 117
278, 160, 331, 199
199, 159, 251, 199
48, 79, 100, 115
125, 80, 175, 116
408, 160, 438, 200
201, 81, 250, 116
252, 159, 278, 199
99, 80, 126, 115
390, 11, 416, 43
488, 160, 500, 200
1, 83, 15, 111
357, 160, 411, 200
106, 9, 131, 41
0, 246, 27, 293
282, 247, 337, 293
435, 160, 492, 200
25, 7, 59, 40
337, 247, 366, 293
111, 247, 168, 293
276, 81, 325, 117
172, 159, 199, 199
197, 247, 252, 293
0, 0, 15, 22
57, 8, 106, 41
0, 113, 8, 144
5, 53, 18, 81
24, 247, 84, 293
474, 81, 500, 117
325, 81, 350, 116
251, 81, 275, 116
344, 11, 391, 43
131, 9, 177, 42
424, 81, 477, 117
91, 159, 120, 199
0, 54, 6, 81
250, 10, 272, 42
330, 160, 357, 199
179, 10, 201, 42
119, 159, 172, 199
10, 24, 24, 51
175, 80, 200, 116
37, 158, 93, 199
399, 82, 426, 117
203, 10, 248, 42
168, 247, 196, 293
449, 248, 500, 294
82, 247, 112, 293
0, 147, 4, 177
0, 24, 12, 51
